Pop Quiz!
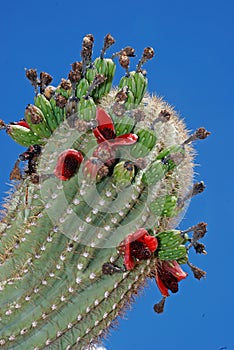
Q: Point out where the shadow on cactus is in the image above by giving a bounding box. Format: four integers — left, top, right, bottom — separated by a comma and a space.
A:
0, 34, 210, 349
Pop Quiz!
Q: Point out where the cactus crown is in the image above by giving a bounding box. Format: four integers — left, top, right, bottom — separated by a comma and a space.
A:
0, 34, 210, 349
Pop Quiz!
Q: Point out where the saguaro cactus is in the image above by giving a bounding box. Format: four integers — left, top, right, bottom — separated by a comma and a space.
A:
0, 34, 210, 349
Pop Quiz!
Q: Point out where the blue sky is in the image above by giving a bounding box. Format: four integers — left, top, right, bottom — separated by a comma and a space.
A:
0, 1, 233, 349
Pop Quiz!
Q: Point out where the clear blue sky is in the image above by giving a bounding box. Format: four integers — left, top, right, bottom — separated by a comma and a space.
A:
0, 1, 233, 349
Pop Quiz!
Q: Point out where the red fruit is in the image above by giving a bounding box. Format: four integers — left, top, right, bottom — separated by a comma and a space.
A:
120, 228, 158, 271
93, 108, 138, 147
54, 149, 83, 181
13, 120, 31, 129
155, 260, 188, 297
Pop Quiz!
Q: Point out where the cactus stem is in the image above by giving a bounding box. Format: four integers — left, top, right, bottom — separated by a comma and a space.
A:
0, 34, 209, 349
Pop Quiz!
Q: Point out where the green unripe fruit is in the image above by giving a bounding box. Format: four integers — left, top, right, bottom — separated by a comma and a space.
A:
112, 113, 135, 136
157, 245, 188, 261
50, 97, 66, 124
177, 255, 189, 264
6, 124, 43, 146
119, 74, 136, 96
34, 94, 58, 132
150, 195, 178, 217
77, 97, 96, 121
119, 71, 147, 107
86, 66, 98, 84
133, 71, 147, 105
75, 78, 90, 99
94, 57, 108, 75
25, 104, 51, 138
157, 230, 184, 249
130, 128, 157, 158
92, 58, 116, 100
56, 80, 72, 100
113, 161, 135, 189
142, 160, 167, 186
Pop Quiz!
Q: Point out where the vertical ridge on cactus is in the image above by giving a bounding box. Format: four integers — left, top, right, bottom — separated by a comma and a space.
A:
0, 33, 210, 349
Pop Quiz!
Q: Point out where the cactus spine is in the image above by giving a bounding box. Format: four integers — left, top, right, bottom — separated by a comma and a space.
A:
0, 34, 209, 349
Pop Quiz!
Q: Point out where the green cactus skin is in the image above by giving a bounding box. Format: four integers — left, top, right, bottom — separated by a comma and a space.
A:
0, 34, 209, 350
